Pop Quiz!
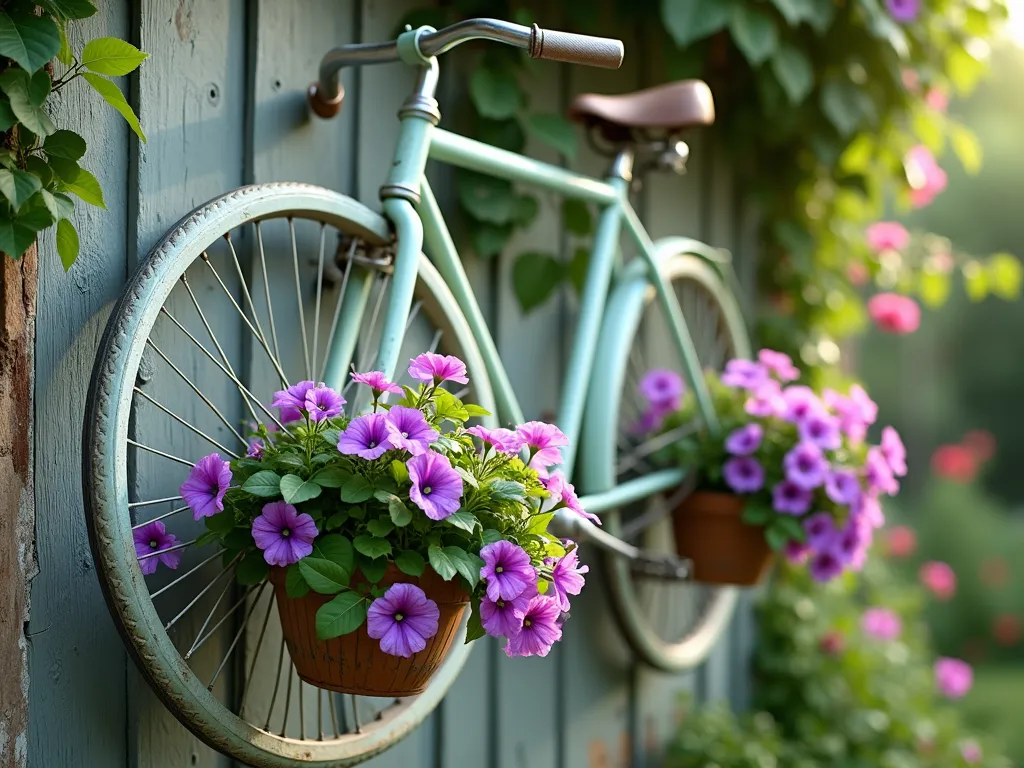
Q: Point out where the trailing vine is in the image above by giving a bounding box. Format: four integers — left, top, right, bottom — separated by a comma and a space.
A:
0, 0, 146, 269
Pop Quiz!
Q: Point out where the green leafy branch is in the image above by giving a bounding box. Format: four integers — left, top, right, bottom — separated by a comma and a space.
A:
0, 0, 146, 269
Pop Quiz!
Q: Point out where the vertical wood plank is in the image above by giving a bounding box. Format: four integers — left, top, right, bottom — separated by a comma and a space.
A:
27, 4, 132, 766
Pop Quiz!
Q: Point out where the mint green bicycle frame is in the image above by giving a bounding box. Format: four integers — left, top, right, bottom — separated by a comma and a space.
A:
320, 43, 719, 518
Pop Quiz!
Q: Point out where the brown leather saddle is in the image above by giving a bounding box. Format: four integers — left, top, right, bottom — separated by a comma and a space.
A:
567, 79, 714, 143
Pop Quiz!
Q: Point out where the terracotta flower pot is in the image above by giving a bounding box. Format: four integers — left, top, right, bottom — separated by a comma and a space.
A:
672, 491, 775, 586
269, 563, 470, 697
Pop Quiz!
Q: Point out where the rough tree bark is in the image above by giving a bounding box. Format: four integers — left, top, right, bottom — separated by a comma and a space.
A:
0, 244, 37, 768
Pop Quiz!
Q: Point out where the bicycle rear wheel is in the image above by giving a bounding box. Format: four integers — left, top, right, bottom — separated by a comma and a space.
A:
581, 248, 750, 671
83, 183, 494, 766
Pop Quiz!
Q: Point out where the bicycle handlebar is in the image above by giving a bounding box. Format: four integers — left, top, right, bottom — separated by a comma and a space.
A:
309, 18, 624, 118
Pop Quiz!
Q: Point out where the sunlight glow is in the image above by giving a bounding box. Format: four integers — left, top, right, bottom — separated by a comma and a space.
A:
1006, 0, 1024, 46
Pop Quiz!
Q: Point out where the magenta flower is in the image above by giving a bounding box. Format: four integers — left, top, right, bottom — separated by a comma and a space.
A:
798, 411, 841, 451
849, 384, 879, 424
868, 293, 921, 335
351, 370, 403, 396
480, 540, 537, 602
784, 540, 811, 565
935, 657, 973, 699
252, 501, 319, 566
304, 385, 345, 422
548, 545, 588, 612
757, 349, 799, 382
466, 425, 524, 455
518, 421, 569, 474
866, 222, 910, 252
865, 447, 899, 496
385, 406, 438, 456
338, 413, 393, 460
784, 442, 829, 490
825, 469, 861, 506
638, 369, 685, 408
861, 607, 902, 641
781, 386, 821, 424
246, 437, 264, 459
886, 0, 919, 22
824, 389, 869, 444
836, 518, 871, 570
366, 583, 440, 658
543, 471, 601, 525
504, 594, 562, 658
808, 549, 845, 582
631, 403, 674, 434
721, 359, 769, 390
960, 741, 983, 764
133, 521, 181, 574
408, 352, 468, 385
920, 560, 957, 600
723, 456, 765, 494
772, 480, 813, 515
880, 426, 907, 476
725, 424, 763, 456
804, 512, 839, 550
479, 588, 533, 638
745, 381, 786, 418
272, 380, 315, 422
180, 453, 232, 520
853, 493, 885, 529
906, 144, 947, 208
407, 451, 463, 520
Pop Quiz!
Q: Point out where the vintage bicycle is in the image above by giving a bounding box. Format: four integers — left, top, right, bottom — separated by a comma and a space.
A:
83, 17, 750, 768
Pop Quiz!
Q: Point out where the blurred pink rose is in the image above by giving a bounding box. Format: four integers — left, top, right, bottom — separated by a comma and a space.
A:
920, 561, 957, 600
905, 145, 948, 208
886, 525, 917, 557
861, 607, 903, 641
868, 293, 920, 334
925, 88, 949, 112
934, 656, 973, 698
866, 222, 910, 252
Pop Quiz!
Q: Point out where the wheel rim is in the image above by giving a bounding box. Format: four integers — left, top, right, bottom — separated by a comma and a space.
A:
584, 252, 750, 671
83, 183, 494, 766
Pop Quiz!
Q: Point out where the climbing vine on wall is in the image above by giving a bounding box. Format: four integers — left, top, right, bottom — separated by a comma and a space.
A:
0, 0, 146, 269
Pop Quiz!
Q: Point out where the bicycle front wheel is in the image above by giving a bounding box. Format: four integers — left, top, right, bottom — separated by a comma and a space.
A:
83, 183, 494, 766
580, 248, 751, 672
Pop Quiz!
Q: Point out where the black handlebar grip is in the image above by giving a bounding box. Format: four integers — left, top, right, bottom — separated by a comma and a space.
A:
528, 24, 624, 69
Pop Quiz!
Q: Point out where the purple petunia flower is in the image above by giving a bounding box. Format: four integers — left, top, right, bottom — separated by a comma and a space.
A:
745, 380, 786, 418
180, 453, 232, 520
758, 349, 800, 382
504, 594, 563, 658
825, 469, 862, 506
783, 442, 829, 490
837, 517, 872, 570
518, 421, 569, 475
880, 426, 907, 476
725, 424, 763, 456
548, 545, 588, 612
781, 386, 822, 424
133, 520, 181, 574
466, 426, 524, 455
808, 548, 845, 582
723, 456, 765, 494
852, 492, 885, 529
543, 471, 601, 525
721, 359, 769, 390
338, 413, 393, 460
798, 411, 842, 450
638, 369, 685, 408
246, 437, 265, 459
272, 380, 315, 423
251, 501, 319, 566
304, 385, 345, 422
849, 384, 878, 425
784, 540, 811, 565
407, 451, 463, 520
384, 406, 439, 456
886, 0, 918, 23
772, 480, 813, 515
862, 607, 902, 641
935, 657, 973, 699
366, 583, 440, 658
804, 512, 839, 550
480, 540, 537, 602
408, 352, 469, 385
351, 370, 403, 396
630, 403, 674, 435
865, 446, 899, 496
479, 588, 534, 638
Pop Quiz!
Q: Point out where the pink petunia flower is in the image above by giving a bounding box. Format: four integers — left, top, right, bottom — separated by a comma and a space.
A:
935, 656, 973, 698
408, 352, 468, 385
180, 453, 232, 520
866, 222, 910, 252
504, 594, 563, 658
861, 607, 902, 641
905, 145, 948, 208
868, 293, 920, 334
920, 561, 957, 600
886, 525, 917, 558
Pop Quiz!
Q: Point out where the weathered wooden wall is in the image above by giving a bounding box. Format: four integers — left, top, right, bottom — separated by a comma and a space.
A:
27, 2, 758, 767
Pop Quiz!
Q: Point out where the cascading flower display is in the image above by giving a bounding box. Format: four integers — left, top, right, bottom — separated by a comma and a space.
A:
137, 353, 589, 663
637, 349, 904, 582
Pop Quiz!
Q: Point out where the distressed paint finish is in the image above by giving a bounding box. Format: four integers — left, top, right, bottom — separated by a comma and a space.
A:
0, 244, 36, 768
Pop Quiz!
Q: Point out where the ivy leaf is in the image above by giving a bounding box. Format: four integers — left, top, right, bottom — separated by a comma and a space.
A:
805, 0, 836, 32
309, 466, 350, 488
0, 11, 61, 74
0, 97, 16, 132
279, 474, 322, 505
464, 598, 486, 644
769, 0, 816, 25
395, 549, 425, 577
950, 125, 982, 175
60, 165, 106, 208
366, 517, 395, 538
458, 172, 516, 224
315, 592, 367, 640
464, 404, 491, 418
527, 113, 577, 160
729, 4, 778, 66
0, 204, 52, 258
445, 510, 480, 534
358, 554, 388, 583
918, 270, 951, 309
512, 251, 563, 313
489, 480, 527, 501
947, 46, 985, 95
469, 65, 521, 120
81, 36, 148, 76
236, 550, 271, 585
770, 44, 813, 104
312, 534, 355, 575
0, 169, 42, 212
40, 0, 98, 21
962, 261, 988, 302
55, 218, 78, 270
340, 474, 374, 503
353, 534, 391, 560
764, 521, 791, 551
512, 194, 539, 228
562, 199, 592, 237
298, 557, 350, 594
661, 0, 732, 47
285, 563, 310, 598
56, 23, 72, 66
428, 544, 458, 581
447, 547, 485, 590
567, 247, 589, 295
820, 80, 868, 136
41, 189, 75, 220
471, 223, 512, 259
82, 73, 146, 142
388, 496, 413, 527
0, 69, 55, 136
740, 503, 773, 526
44, 129, 88, 161
241, 470, 281, 497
